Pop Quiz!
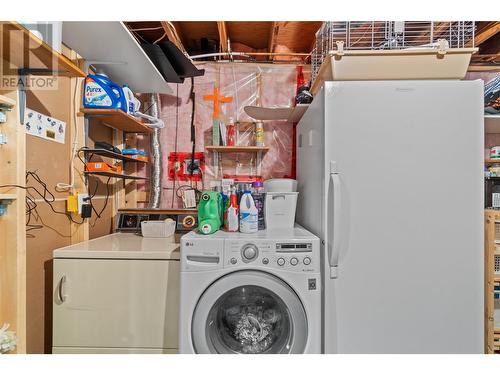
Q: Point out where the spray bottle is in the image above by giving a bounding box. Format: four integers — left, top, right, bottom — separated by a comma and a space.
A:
225, 187, 239, 232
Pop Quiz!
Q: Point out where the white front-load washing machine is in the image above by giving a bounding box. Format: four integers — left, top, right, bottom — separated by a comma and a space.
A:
179, 225, 321, 354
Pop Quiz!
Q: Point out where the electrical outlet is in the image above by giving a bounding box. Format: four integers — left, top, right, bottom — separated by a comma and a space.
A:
77, 193, 89, 215
67, 195, 78, 213
0, 133, 7, 145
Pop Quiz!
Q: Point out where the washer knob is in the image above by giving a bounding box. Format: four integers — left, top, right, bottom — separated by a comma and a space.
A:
241, 244, 258, 261
262, 258, 269, 265
277, 257, 285, 266
303, 257, 311, 265
290, 257, 299, 266
230, 257, 237, 265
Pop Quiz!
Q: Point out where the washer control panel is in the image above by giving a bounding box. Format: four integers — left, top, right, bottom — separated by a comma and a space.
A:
224, 239, 319, 273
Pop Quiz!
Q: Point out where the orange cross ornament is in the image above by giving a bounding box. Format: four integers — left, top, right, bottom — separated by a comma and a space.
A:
203, 87, 233, 119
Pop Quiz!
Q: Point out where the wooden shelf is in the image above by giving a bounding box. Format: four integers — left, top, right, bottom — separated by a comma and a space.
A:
84, 171, 148, 180
0, 94, 16, 108
0, 22, 85, 77
288, 104, 310, 122
0, 194, 17, 201
206, 146, 269, 153
81, 148, 148, 164
485, 159, 500, 165
485, 115, 500, 134
244, 104, 310, 123
79, 109, 153, 133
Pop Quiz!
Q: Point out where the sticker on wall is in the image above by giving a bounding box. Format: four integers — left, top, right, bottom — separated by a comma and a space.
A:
24, 108, 66, 144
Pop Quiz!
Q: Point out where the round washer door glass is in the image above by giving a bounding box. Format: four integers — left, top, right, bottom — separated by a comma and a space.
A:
192, 271, 308, 354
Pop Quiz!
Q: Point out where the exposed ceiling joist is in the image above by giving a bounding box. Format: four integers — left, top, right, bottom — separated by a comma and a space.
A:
160, 21, 186, 54
217, 21, 229, 53
475, 22, 500, 45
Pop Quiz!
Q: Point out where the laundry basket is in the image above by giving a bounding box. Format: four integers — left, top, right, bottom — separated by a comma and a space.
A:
141, 219, 176, 238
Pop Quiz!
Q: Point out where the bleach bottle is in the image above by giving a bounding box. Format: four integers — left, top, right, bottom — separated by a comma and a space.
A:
83, 73, 127, 112
239, 190, 258, 233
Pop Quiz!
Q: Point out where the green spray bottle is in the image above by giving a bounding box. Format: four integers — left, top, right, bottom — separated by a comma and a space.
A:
197, 191, 223, 235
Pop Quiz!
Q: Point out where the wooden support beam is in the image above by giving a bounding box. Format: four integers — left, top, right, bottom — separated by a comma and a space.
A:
160, 21, 186, 54
268, 22, 280, 55
475, 22, 500, 46
217, 21, 229, 53
468, 64, 500, 72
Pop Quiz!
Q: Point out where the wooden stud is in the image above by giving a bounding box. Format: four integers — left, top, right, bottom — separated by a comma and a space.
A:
159, 21, 187, 54
217, 22, 229, 53
68, 48, 89, 245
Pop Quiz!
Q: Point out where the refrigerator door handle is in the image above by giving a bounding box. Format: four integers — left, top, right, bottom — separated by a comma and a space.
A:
329, 170, 341, 279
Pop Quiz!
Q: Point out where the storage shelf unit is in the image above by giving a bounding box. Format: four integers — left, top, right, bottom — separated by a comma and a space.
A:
84, 171, 148, 180
79, 109, 153, 133
207, 145, 269, 179
81, 148, 148, 164
0, 21, 85, 78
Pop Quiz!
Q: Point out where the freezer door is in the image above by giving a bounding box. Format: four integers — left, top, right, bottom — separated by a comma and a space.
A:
53, 258, 179, 349
322, 81, 484, 353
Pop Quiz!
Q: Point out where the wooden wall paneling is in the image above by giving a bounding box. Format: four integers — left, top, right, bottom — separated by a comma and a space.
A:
0, 88, 26, 353
25, 76, 76, 353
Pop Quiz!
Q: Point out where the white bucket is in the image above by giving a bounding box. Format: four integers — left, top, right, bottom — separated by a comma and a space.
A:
265, 192, 298, 229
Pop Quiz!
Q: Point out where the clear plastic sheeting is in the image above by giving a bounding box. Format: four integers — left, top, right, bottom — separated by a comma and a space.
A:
205, 285, 291, 354
136, 62, 307, 208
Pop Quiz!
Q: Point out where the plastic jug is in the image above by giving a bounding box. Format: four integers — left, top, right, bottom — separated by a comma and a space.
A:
198, 191, 223, 235
122, 84, 141, 115
83, 73, 127, 112
239, 190, 258, 233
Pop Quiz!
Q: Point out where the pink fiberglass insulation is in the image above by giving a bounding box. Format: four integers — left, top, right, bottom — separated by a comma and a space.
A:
136, 62, 310, 209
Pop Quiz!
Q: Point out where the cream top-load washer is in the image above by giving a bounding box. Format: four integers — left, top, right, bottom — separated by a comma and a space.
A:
179, 225, 321, 354
52, 233, 180, 354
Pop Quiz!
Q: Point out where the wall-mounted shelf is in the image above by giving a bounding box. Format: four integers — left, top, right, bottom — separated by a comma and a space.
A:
79, 109, 153, 133
0, 94, 16, 108
485, 115, 500, 134
244, 104, 310, 123
0, 194, 17, 201
485, 159, 500, 165
62, 22, 172, 93
81, 148, 148, 164
206, 146, 269, 153
207, 145, 269, 178
84, 171, 148, 180
0, 21, 85, 77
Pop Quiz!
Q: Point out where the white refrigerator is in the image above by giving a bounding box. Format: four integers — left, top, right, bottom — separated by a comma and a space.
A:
296, 80, 484, 353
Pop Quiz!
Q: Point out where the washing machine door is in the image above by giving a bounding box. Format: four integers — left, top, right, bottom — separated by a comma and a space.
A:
191, 270, 308, 354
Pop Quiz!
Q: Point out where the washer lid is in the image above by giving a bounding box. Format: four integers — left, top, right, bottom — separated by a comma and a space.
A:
192, 270, 308, 354
53, 233, 180, 260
